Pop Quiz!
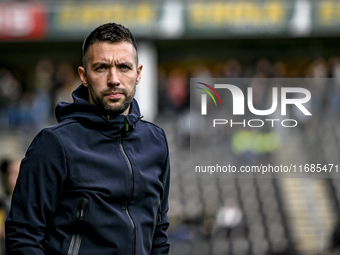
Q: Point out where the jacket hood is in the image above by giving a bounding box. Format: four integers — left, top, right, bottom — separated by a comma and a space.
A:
55, 84, 142, 137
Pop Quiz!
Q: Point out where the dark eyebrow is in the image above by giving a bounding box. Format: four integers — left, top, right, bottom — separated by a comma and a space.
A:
118, 62, 133, 69
91, 62, 109, 69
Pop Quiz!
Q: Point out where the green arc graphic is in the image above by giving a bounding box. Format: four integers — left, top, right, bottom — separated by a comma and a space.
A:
197, 87, 217, 106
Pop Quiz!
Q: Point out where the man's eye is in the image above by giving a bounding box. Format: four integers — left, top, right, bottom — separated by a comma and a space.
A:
120, 65, 130, 71
96, 66, 106, 71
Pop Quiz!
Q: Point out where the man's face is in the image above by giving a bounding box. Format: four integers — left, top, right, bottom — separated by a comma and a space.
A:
78, 41, 143, 116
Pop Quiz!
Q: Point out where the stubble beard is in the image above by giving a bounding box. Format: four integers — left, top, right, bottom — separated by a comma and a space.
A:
88, 84, 136, 116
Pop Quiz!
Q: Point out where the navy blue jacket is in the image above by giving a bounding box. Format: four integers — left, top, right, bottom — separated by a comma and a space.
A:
5, 85, 170, 255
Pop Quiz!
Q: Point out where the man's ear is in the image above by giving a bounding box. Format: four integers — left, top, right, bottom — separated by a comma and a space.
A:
78, 66, 88, 87
136, 64, 143, 85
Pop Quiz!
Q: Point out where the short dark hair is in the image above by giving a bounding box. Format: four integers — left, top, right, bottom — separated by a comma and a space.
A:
82, 23, 138, 67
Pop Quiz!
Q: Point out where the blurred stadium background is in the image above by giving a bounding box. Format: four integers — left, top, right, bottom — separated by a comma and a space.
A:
1, 0, 340, 254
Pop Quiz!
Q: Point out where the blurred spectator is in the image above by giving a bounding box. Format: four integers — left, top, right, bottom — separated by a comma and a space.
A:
0, 69, 22, 129
308, 58, 328, 78
215, 200, 243, 238
160, 68, 189, 115
325, 220, 340, 255
30, 58, 54, 92
222, 59, 242, 78
1, 159, 20, 197
306, 58, 329, 115
0, 59, 58, 132
191, 64, 212, 79
255, 58, 273, 78
53, 63, 80, 106
328, 57, 340, 115
30, 59, 54, 129
167, 199, 200, 242
273, 61, 287, 78
0, 158, 20, 254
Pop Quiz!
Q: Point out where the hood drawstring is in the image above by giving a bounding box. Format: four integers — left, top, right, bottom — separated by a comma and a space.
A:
102, 114, 113, 122
125, 116, 134, 132
101, 114, 140, 133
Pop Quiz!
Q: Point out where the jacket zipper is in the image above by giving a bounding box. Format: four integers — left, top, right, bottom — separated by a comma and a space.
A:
67, 198, 88, 255
120, 135, 136, 255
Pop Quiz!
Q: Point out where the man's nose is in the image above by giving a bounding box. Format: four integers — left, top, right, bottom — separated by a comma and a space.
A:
107, 68, 120, 85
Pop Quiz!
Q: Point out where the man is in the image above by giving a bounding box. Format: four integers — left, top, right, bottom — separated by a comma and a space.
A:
5, 23, 170, 255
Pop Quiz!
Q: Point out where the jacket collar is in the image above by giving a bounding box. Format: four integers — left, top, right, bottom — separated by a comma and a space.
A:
55, 84, 142, 137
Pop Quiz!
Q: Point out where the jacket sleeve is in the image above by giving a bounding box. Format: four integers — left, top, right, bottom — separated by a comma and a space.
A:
151, 130, 171, 255
5, 129, 68, 255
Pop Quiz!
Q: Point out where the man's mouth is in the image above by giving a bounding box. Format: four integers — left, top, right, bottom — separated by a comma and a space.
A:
106, 93, 123, 99
105, 91, 125, 100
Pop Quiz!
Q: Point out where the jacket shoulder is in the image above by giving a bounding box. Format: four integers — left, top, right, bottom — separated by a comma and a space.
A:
45, 118, 78, 133
138, 120, 169, 152
34, 119, 80, 152
138, 119, 167, 137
